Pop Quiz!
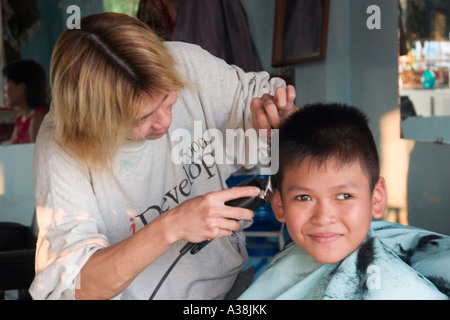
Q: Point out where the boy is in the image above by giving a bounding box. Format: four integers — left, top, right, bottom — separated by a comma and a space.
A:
240, 103, 449, 299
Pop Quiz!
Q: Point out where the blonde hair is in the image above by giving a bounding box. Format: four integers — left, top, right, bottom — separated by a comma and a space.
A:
50, 12, 189, 172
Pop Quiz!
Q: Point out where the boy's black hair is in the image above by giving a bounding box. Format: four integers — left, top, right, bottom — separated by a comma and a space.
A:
275, 103, 380, 192
2, 60, 49, 109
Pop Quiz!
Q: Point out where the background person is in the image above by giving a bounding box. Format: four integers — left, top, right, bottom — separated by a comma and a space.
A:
2, 60, 49, 144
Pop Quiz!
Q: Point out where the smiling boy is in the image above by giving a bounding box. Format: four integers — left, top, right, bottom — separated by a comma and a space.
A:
274, 156, 386, 265
272, 105, 387, 263
239, 103, 449, 300
270, 103, 386, 266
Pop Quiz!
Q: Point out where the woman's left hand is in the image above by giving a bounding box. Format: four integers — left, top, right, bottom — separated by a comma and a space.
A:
250, 84, 297, 132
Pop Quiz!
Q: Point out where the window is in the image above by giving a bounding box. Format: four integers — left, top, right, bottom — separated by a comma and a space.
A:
103, 0, 139, 17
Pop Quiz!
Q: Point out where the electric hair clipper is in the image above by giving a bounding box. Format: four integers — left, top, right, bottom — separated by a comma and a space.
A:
187, 176, 273, 254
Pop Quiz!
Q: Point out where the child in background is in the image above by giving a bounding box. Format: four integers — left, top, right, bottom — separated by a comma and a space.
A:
240, 103, 450, 300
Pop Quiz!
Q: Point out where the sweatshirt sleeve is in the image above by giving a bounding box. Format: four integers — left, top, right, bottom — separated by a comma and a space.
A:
167, 42, 286, 175
30, 114, 109, 300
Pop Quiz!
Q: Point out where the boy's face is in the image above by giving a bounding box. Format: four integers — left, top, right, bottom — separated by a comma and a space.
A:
272, 157, 386, 264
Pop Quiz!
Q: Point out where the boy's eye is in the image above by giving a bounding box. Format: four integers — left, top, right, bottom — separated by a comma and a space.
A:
297, 195, 311, 201
336, 193, 352, 200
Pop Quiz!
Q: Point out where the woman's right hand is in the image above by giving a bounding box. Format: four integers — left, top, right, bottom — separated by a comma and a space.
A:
163, 186, 260, 244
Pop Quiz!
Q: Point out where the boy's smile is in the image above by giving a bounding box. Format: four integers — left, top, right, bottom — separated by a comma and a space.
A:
272, 156, 386, 264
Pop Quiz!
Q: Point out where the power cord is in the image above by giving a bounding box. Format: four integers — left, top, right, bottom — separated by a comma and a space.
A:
149, 242, 195, 300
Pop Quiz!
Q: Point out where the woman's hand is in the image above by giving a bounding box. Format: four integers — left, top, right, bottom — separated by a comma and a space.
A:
164, 186, 260, 244
250, 84, 297, 132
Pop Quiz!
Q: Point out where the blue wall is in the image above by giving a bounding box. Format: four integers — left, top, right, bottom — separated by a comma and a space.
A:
0, 144, 35, 225
20, 0, 104, 76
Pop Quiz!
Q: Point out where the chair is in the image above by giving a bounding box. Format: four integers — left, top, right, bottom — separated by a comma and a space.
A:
0, 211, 37, 300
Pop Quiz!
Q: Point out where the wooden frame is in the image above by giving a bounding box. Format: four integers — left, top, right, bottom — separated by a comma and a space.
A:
272, 0, 330, 67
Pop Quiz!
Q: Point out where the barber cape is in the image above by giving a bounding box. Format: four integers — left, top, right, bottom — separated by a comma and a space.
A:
239, 221, 450, 300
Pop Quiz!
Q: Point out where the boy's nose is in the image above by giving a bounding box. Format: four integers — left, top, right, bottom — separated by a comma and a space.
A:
310, 201, 337, 226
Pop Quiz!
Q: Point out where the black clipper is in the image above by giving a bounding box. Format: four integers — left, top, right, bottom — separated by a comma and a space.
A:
187, 176, 273, 254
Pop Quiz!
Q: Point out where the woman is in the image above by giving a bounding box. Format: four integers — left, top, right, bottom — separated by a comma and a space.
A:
2, 60, 49, 144
30, 12, 296, 300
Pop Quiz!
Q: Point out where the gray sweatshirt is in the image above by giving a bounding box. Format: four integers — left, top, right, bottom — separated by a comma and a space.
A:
30, 41, 285, 300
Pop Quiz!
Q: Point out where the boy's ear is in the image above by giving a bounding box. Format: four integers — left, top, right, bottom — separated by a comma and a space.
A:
372, 177, 388, 219
271, 189, 286, 222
